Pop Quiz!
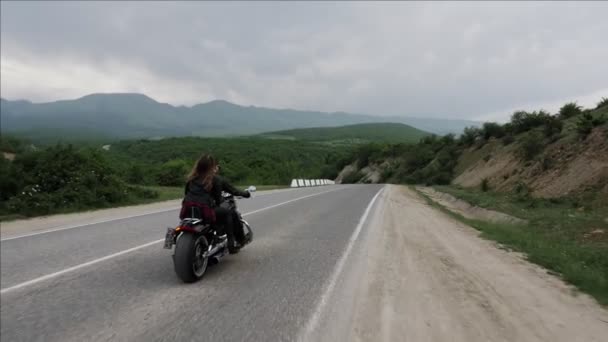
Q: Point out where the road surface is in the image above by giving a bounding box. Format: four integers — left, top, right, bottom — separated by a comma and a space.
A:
1, 185, 607, 341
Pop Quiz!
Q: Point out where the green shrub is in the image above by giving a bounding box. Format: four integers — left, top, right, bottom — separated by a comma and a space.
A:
518, 131, 546, 160
514, 181, 531, 199
558, 102, 583, 119
156, 159, 190, 186
596, 97, 608, 110
510, 110, 553, 134
482, 122, 506, 140
501, 134, 515, 145
543, 115, 563, 138
481, 178, 490, 192
592, 114, 607, 127
460, 126, 482, 146
576, 113, 595, 138
0, 157, 20, 202
3, 145, 147, 217
125, 164, 149, 185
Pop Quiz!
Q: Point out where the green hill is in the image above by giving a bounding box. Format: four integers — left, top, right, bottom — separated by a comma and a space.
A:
1, 93, 479, 142
259, 123, 430, 144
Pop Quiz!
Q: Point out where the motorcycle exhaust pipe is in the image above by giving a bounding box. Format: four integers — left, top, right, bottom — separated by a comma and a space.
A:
203, 239, 228, 258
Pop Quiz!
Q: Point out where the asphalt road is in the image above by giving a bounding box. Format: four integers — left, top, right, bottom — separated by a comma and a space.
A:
0, 184, 384, 342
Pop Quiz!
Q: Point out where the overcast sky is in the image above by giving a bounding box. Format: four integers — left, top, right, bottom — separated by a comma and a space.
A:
1, 1, 607, 121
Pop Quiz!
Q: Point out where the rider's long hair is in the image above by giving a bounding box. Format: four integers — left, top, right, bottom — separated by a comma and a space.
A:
187, 154, 217, 191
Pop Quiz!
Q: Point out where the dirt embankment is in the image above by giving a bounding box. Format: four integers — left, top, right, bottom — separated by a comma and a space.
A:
346, 185, 608, 342
454, 127, 608, 199
336, 163, 383, 184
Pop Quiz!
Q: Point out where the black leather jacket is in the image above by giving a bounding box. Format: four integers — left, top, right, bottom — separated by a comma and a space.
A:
183, 176, 249, 207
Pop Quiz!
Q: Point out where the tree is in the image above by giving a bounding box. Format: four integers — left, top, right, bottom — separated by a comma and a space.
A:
157, 159, 190, 186
482, 122, 506, 140
510, 110, 553, 134
518, 132, 546, 160
576, 112, 606, 138
595, 97, 608, 110
543, 115, 563, 138
460, 126, 481, 146
558, 102, 583, 119
4, 145, 139, 216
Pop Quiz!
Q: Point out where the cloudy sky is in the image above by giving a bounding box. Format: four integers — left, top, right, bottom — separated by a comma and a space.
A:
1, 1, 607, 121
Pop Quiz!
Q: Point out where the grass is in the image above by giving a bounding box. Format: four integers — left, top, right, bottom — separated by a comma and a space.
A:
414, 185, 608, 306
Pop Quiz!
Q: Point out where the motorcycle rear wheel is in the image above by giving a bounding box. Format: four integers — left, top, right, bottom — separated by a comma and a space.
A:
174, 234, 209, 283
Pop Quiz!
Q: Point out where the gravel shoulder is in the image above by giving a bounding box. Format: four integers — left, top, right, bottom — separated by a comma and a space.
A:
347, 185, 607, 342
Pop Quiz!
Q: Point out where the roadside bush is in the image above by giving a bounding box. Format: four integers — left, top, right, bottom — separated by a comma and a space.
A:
514, 181, 531, 200
558, 102, 583, 119
482, 122, 506, 140
3, 145, 150, 217
576, 113, 595, 138
460, 126, 482, 146
501, 134, 515, 145
510, 110, 553, 134
577, 112, 608, 139
0, 157, 20, 202
543, 115, 563, 138
592, 114, 607, 126
518, 131, 546, 160
125, 163, 149, 185
156, 159, 190, 186
481, 178, 490, 192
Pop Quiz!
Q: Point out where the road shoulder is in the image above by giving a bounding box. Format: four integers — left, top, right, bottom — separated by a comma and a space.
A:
346, 185, 608, 342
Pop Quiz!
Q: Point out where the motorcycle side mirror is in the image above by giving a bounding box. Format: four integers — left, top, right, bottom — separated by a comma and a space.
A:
247, 186, 257, 193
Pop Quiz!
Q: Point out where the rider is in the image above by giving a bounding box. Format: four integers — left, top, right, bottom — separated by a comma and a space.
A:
183, 154, 251, 253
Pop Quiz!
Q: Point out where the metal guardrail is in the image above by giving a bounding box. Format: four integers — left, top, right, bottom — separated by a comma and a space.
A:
290, 179, 335, 187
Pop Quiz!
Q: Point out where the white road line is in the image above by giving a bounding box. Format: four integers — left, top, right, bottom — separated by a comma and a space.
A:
297, 186, 384, 341
0, 187, 344, 295
0, 207, 181, 242
0, 240, 163, 295
0, 187, 305, 242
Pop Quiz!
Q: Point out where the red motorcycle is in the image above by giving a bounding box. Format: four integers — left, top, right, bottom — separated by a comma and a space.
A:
164, 187, 255, 283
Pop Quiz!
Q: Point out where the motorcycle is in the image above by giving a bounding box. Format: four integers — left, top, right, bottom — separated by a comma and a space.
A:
164, 186, 256, 283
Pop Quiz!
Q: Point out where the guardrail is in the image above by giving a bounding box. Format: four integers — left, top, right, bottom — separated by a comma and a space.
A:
290, 179, 335, 187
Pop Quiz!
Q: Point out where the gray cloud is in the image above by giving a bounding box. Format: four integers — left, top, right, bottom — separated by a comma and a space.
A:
1, 1, 607, 121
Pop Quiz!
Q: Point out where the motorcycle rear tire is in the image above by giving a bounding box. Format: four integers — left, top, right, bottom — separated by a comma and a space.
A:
174, 234, 209, 283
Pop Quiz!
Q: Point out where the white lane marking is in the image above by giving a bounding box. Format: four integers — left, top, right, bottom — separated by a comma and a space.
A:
298, 186, 384, 341
0, 207, 180, 242
0, 240, 163, 295
0, 187, 345, 295
0, 187, 310, 242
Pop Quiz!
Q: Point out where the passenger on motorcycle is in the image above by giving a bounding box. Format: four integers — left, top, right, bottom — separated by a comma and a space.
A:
182, 154, 251, 254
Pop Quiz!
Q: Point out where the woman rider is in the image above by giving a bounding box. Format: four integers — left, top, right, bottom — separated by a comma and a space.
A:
182, 154, 251, 253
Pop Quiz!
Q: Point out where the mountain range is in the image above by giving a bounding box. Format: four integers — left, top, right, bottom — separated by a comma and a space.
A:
0, 93, 480, 141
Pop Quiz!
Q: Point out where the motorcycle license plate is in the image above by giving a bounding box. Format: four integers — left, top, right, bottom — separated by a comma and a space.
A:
164, 228, 176, 249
